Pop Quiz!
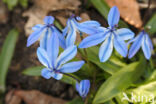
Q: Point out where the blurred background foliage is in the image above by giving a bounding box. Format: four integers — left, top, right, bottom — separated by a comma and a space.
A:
0, 0, 156, 104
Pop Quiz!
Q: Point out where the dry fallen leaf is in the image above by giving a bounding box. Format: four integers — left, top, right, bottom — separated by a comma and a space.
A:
5, 90, 22, 104
6, 90, 67, 104
23, 0, 81, 36
105, 0, 143, 28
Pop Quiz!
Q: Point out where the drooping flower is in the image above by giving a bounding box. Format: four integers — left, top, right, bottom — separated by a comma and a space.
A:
79, 6, 134, 62
63, 14, 101, 47
76, 80, 90, 98
128, 30, 153, 59
27, 16, 66, 49
37, 32, 84, 80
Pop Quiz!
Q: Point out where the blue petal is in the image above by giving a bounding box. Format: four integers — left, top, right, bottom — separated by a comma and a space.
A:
60, 61, 85, 73
52, 27, 66, 49
80, 21, 101, 27
128, 33, 144, 59
32, 24, 43, 31
56, 45, 77, 68
62, 19, 70, 37
146, 33, 153, 50
113, 35, 128, 57
99, 35, 113, 62
76, 82, 80, 93
40, 28, 52, 50
76, 16, 82, 21
116, 28, 134, 40
44, 16, 54, 24
79, 80, 90, 98
142, 35, 151, 60
108, 6, 120, 27
72, 19, 99, 35
27, 26, 46, 47
37, 47, 50, 67
47, 30, 59, 68
79, 29, 109, 48
41, 68, 52, 79
66, 21, 77, 47
51, 72, 63, 80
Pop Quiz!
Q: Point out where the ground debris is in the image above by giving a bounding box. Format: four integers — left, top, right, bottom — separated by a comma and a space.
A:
23, 0, 81, 36
5, 90, 67, 104
105, 0, 143, 28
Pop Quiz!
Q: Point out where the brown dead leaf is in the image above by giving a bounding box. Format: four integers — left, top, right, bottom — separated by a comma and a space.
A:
23, 0, 81, 36
5, 90, 22, 104
14, 90, 67, 104
6, 90, 67, 104
105, 0, 143, 28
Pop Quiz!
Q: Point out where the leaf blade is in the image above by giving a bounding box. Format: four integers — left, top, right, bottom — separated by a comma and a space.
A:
0, 29, 19, 93
93, 59, 146, 104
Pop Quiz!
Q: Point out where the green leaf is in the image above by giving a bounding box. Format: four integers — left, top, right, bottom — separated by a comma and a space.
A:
54, 20, 63, 30
66, 98, 84, 104
22, 66, 45, 76
6, 0, 18, 10
23, 66, 78, 86
145, 13, 156, 34
61, 74, 78, 86
86, 47, 121, 74
93, 59, 146, 104
19, 0, 28, 8
0, 29, 19, 93
90, 0, 128, 28
131, 81, 156, 103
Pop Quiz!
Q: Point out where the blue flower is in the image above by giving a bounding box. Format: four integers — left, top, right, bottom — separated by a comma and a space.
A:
27, 16, 66, 49
37, 33, 84, 80
79, 6, 134, 62
63, 14, 101, 47
76, 80, 90, 98
128, 30, 153, 59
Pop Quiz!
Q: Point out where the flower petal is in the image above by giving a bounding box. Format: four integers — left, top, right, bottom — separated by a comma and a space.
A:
60, 61, 85, 73
52, 27, 66, 49
51, 72, 63, 80
44, 16, 54, 24
128, 33, 143, 59
37, 47, 50, 67
41, 68, 52, 79
79, 30, 109, 48
40, 28, 52, 50
47, 30, 59, 68
72, 19, 99, 35
80, 21, 100, 27
32, 24, 43, 31
116, 28, 134, 40
56, 45, 77, 68
76, 80, 90, 98
146, 33, 153, 50
66, 21, 77, 47
108, 6, 120, 27
99, 36, 113, 62
142, 35, 151, 59
27, 27, 45, 47
113, 35, 128, 57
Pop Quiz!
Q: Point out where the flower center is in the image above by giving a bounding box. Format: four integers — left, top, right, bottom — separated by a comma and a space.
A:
47, 24, 54, 27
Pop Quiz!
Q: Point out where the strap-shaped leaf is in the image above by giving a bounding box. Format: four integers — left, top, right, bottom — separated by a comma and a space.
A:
22, 66, 45, 76
0, 29, 19, 93
93, 58, 146, 104
145, 13, 156, 35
